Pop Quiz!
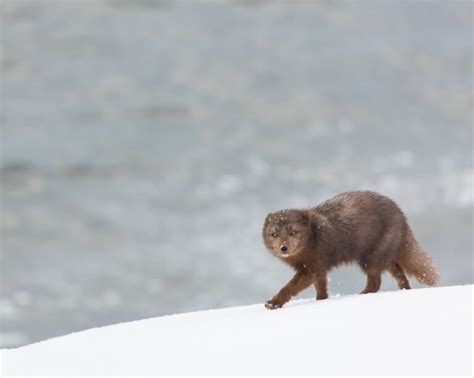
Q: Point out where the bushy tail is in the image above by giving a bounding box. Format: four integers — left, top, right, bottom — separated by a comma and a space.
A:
397, 225, 439, 285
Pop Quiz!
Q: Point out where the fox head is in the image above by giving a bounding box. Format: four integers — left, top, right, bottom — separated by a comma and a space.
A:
262, 209, 312, 259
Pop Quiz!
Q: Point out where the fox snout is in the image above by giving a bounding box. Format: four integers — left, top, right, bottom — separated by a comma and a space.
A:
280, 244, 288, 254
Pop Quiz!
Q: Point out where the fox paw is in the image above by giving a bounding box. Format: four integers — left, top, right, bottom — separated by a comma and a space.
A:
264, 299, 284, 310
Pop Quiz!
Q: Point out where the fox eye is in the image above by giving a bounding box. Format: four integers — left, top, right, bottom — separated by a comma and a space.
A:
289, 230, 298, 236
271, 232, 278, 238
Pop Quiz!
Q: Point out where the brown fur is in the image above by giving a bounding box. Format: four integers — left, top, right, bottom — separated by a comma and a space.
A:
262, 191, 439, 309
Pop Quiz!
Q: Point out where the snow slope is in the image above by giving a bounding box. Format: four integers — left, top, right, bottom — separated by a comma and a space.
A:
1, 285, 472, 376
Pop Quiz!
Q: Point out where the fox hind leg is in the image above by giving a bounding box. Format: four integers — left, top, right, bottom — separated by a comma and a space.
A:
360, 273, 382, 294
387, 261, 411, 290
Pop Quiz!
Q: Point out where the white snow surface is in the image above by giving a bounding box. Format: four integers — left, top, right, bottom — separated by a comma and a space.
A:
1, 285, 472, 376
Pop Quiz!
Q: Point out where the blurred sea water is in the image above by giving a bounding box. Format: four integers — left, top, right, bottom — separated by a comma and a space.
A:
1, 0, 472, 347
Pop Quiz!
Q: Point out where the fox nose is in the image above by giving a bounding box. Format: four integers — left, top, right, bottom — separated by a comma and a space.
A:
280, 244, 288, 253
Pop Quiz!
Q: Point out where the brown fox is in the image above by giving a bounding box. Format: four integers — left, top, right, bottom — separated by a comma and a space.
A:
262, 191, 439, 309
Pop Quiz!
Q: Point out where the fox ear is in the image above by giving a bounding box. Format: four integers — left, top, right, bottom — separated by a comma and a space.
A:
264, 213, 273, 226
308, 213, 322, 237
299, 210, 310, 225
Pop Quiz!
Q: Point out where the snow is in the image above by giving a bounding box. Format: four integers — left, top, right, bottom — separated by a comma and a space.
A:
1, 285, 472, 376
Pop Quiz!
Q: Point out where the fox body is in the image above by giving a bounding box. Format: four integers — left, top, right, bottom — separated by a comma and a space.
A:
262, 191, 439, 309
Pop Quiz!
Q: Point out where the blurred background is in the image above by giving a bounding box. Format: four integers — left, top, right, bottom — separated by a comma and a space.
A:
1, 0, 472, 348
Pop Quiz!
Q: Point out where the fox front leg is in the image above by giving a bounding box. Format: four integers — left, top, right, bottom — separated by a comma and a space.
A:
265, 270, 314, 310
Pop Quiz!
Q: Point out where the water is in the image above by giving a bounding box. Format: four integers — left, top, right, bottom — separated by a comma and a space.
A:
1, 0, 472, 348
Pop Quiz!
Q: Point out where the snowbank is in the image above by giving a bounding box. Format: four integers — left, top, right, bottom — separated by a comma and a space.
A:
1, 285, 472, 376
